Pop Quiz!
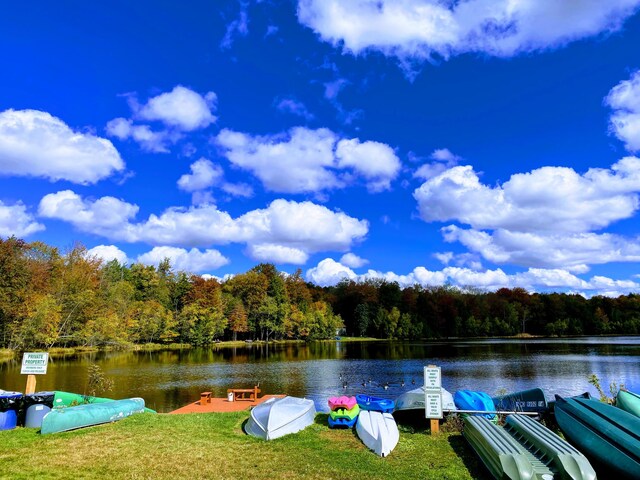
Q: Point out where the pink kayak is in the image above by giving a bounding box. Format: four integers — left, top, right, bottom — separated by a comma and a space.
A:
328, 395, 357, 411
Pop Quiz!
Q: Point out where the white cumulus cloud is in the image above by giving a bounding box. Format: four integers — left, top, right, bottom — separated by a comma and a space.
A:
340, 252, 369, 268
137, 246, 229, 273
335, 138, 400, 192
215, 127, 401, 193
39, 190, 139, 236
442, 226, 640, 272
305, 259, 640, 296
177, 158, 224, 192
0, 200, 44, 237
38, 192, 369, 264
247, 244, 309, 265
414, 159, 640, 233
0, 109, 125, 184
297, 1, 640, 62
606, 70, 640, 152
135, 86, 217, 131
86, 245, 130, 265
106, 118, 179, 153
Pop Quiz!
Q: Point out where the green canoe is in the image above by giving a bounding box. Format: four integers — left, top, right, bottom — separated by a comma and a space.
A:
554, 394, 640, 479
41, 398, 146, 434
53, 391, 156, 413
617, 388, 640, 418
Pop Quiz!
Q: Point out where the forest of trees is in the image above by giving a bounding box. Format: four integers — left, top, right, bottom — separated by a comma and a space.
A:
1, 236, 639, 350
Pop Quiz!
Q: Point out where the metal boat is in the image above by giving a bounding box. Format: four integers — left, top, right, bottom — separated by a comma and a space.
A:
394, 386, 456, 412
244, 396, 316, 441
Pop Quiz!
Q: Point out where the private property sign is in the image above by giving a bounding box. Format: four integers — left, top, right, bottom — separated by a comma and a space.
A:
21, 352, 49, 375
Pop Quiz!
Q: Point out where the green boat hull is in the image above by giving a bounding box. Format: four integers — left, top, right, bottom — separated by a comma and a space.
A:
554, 395, 640, 479
330, 404, 360, 421
41, 398, 146, 434
617, 388, 640, 418
53, 391, 156, 413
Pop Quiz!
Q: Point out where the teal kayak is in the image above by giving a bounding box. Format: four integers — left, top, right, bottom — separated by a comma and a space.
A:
53, 391, 156, 413
617, 388, 640, 418
554, 394, 640, 478
41, 398, 146, 434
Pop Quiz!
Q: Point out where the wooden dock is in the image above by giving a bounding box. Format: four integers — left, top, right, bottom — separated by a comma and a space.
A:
169, 394, 285, 414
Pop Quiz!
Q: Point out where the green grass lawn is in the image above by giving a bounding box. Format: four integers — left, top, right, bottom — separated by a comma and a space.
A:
0, 412, 489, 480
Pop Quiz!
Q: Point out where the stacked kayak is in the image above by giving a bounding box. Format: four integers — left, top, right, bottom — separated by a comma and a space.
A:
328, 396, 360, 428
454, 390, 496, 421
555, 394, 640, 478
245, 396, 316, 441
41, 398, 146, 434
356, 410, 399, 457
356, 394, 394, 413
617, 388, 640, 418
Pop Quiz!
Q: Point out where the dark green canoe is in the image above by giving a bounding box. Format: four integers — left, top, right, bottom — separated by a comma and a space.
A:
617, 388, 640, 418
492, 388, 548, 415
554, 394, 640, 479
41, 398, 146, 434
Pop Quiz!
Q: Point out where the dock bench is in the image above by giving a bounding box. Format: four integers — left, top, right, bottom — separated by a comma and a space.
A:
227, 386, 261, 401
200, 392, 212, 404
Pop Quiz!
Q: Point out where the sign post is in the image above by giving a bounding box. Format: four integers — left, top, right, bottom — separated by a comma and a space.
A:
424, 364, 442, 435
21, 352, 49, 394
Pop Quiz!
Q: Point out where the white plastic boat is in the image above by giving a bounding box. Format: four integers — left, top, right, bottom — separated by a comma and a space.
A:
356, 410, 399, 457
244, 396, 316, 440
394, 387, 456, 412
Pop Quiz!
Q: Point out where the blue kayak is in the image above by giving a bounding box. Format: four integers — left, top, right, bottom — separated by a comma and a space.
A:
328, 415, 358, 428
454, 390, 496, 421
356, 394, 394, 413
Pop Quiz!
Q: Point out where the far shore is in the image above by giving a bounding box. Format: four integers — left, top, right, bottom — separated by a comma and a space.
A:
1, 333, 638, 360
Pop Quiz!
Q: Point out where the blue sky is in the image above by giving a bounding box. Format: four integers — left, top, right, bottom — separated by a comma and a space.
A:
2, 1, 640, 296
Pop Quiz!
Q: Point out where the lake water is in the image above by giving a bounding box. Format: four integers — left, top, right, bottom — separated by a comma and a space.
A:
1, 336, 639, 413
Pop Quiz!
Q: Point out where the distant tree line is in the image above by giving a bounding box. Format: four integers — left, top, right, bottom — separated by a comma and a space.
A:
1, 236, 639, 350
325, 278, 640, 339
0, 237, 341, 349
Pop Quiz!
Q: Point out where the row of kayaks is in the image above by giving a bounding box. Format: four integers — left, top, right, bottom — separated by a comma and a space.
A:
462, 388, 640, 480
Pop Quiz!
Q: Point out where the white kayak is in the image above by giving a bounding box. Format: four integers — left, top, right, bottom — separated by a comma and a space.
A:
394, 387, 456, 412
244, 396, 316, 441
356, 410, 400, 457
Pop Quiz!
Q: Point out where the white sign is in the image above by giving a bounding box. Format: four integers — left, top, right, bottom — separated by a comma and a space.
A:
424, 366, 441, 389
21, 352, 49, 375
426, 392, 443, 419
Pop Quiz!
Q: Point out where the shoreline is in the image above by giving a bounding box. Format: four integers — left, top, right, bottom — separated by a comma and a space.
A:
1, 333, 638, 360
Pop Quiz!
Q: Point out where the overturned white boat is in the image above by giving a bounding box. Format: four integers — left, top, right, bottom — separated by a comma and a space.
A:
356, 410, 400, 457
394, 387, 456, 412
244, 396, 316, 440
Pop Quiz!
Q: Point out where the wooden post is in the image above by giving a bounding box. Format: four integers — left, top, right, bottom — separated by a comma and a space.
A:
25, 374, 36, 394
430, 419, 440, 435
